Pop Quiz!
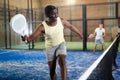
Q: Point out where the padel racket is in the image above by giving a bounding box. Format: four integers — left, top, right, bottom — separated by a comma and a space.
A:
10, 14, 28, 36
88, 34, 94, 39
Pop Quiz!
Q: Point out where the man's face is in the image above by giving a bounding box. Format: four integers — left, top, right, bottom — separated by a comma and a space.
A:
99, 24, 103, 28
48, 9, 58, 22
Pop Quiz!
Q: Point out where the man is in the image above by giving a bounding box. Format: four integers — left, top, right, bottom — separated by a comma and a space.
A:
21, 5, 83, 80
93, 23, 106, 53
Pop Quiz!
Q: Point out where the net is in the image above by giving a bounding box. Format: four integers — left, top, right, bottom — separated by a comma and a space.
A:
78, 35, 120, 80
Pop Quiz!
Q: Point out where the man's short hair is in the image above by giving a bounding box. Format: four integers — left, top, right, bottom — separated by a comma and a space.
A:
45, 5, 58, 17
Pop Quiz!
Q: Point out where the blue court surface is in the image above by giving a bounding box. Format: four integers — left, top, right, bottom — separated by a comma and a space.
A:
0, 50, 119, 80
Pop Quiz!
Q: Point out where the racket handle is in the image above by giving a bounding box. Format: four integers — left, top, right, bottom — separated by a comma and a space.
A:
25, 40, 28, 44
21, 35, 28, 44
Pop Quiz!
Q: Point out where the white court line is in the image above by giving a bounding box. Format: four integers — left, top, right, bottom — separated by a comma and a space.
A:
78, 37, 117, 80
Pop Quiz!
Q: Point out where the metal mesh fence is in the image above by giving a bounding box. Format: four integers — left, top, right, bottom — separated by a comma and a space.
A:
0, 1, 120, 49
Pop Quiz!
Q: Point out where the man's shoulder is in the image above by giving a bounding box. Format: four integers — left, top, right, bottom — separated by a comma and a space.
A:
102, 28, 105, 32
95, 27, 99, 30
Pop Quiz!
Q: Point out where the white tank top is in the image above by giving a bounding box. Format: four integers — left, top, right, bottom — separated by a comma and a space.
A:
42, 17, 65, 48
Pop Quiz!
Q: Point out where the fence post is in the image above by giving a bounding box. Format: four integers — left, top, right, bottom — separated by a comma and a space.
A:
3, 0, 7, 49
82, 5, 87, 51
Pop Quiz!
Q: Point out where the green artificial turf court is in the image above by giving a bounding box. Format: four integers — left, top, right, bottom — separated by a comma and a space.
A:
10, 41, 112, 51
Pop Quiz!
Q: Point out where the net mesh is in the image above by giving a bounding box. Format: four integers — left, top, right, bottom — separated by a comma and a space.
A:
79, 35, 119, 80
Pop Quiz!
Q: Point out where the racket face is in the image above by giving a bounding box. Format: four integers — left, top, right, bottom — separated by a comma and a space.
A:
88, 34, 94, 39
10, 14, 27, 36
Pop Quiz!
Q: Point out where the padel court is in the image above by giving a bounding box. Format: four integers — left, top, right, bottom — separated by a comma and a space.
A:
0, 1, 120, 80
0, 50, 119, 80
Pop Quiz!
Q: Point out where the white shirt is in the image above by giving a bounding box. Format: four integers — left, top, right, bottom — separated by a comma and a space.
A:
95, 27, 105, 39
